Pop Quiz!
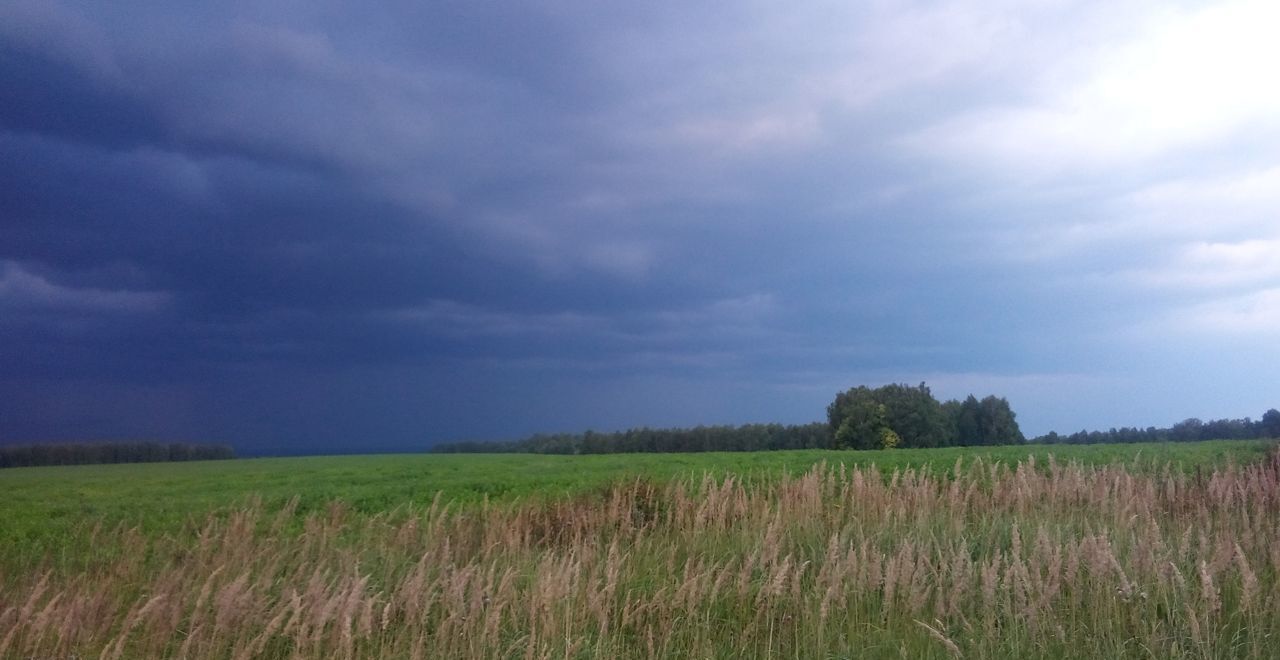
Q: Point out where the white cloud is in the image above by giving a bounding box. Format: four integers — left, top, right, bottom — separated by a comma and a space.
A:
580, 240, 658, 280
979, 161, 1280, 269
650, 293, 778, 329
814, 1, 1019, 107
457, 210, 661, 281
1166, 287, 1280, 337
669, 110, 821, 154
385, 299, 606, 338
1119, 167, 1280, 240
230, 22, 345, 81
1120, 239, 1280, 291
1009, 161, 1280, 292
0, 0, 121, 81
386, 292, 778, 342
0, 262, 168, 314
905, 0, 1280, 179
1130, 167, 1280, 209
160, 21, 451, 176
634, 1, 1022, 154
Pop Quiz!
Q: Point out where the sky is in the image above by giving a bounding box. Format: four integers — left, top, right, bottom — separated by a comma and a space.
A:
2, 0, 1278, 455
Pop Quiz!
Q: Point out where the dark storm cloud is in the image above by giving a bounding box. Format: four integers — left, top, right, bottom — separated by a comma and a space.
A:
3, 0, 1279, 451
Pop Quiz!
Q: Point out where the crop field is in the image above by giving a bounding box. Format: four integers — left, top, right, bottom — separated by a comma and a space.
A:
1, 439, 1277, 658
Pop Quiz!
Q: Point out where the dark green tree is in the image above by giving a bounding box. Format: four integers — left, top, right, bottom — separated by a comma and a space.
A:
876, 383, 952, 448
1262, 409, 1280, 438
829, 383, 955, 449
951, 395, 983, 445
828, 386, 888, 450
977, 395, 1024, 444
1170, 418, 1204, 442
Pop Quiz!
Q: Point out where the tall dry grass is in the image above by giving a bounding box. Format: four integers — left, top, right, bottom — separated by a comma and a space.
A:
3, 452, 1280, 658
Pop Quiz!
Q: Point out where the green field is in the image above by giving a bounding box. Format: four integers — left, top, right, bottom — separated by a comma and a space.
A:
0, 439, 1272, 569
3, 439, 1279, 659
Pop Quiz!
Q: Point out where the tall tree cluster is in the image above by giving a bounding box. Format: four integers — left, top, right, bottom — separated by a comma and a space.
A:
827, 383, 1024, 450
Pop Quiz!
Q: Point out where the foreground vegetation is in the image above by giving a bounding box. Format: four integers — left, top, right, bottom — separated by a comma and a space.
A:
1, 440, 1278, 658
1, 440, 1270, 566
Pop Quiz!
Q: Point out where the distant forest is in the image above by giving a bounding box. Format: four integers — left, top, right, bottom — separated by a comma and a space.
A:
436, 383, 1023, 454
435, 382, 1280, 455
1032, 408, 1280, 445
434, 422, 834, 455
0, 441, 236, 469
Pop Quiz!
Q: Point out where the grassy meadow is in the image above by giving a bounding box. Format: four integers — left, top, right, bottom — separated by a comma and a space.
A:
1, 439, 1278, 658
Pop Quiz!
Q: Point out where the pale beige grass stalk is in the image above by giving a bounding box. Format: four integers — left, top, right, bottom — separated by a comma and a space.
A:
2, 450, 1279, 658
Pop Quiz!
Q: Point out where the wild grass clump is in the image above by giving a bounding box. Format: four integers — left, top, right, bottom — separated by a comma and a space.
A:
3, 451, 1280, 658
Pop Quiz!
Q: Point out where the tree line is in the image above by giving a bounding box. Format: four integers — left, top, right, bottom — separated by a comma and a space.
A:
1032, 408, 1280, 445
432, 422, 834, 455
0, 441, 236, 468
435, 382, 1025, 454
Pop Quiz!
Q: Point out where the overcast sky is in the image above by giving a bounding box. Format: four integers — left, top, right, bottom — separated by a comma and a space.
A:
3, 0, 1278, 454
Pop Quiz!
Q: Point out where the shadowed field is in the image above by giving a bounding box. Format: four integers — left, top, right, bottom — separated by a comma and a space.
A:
1, 440, 1277, 658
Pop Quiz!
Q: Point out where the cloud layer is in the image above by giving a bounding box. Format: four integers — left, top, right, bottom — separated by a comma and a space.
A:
3, 0, 1278, 452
